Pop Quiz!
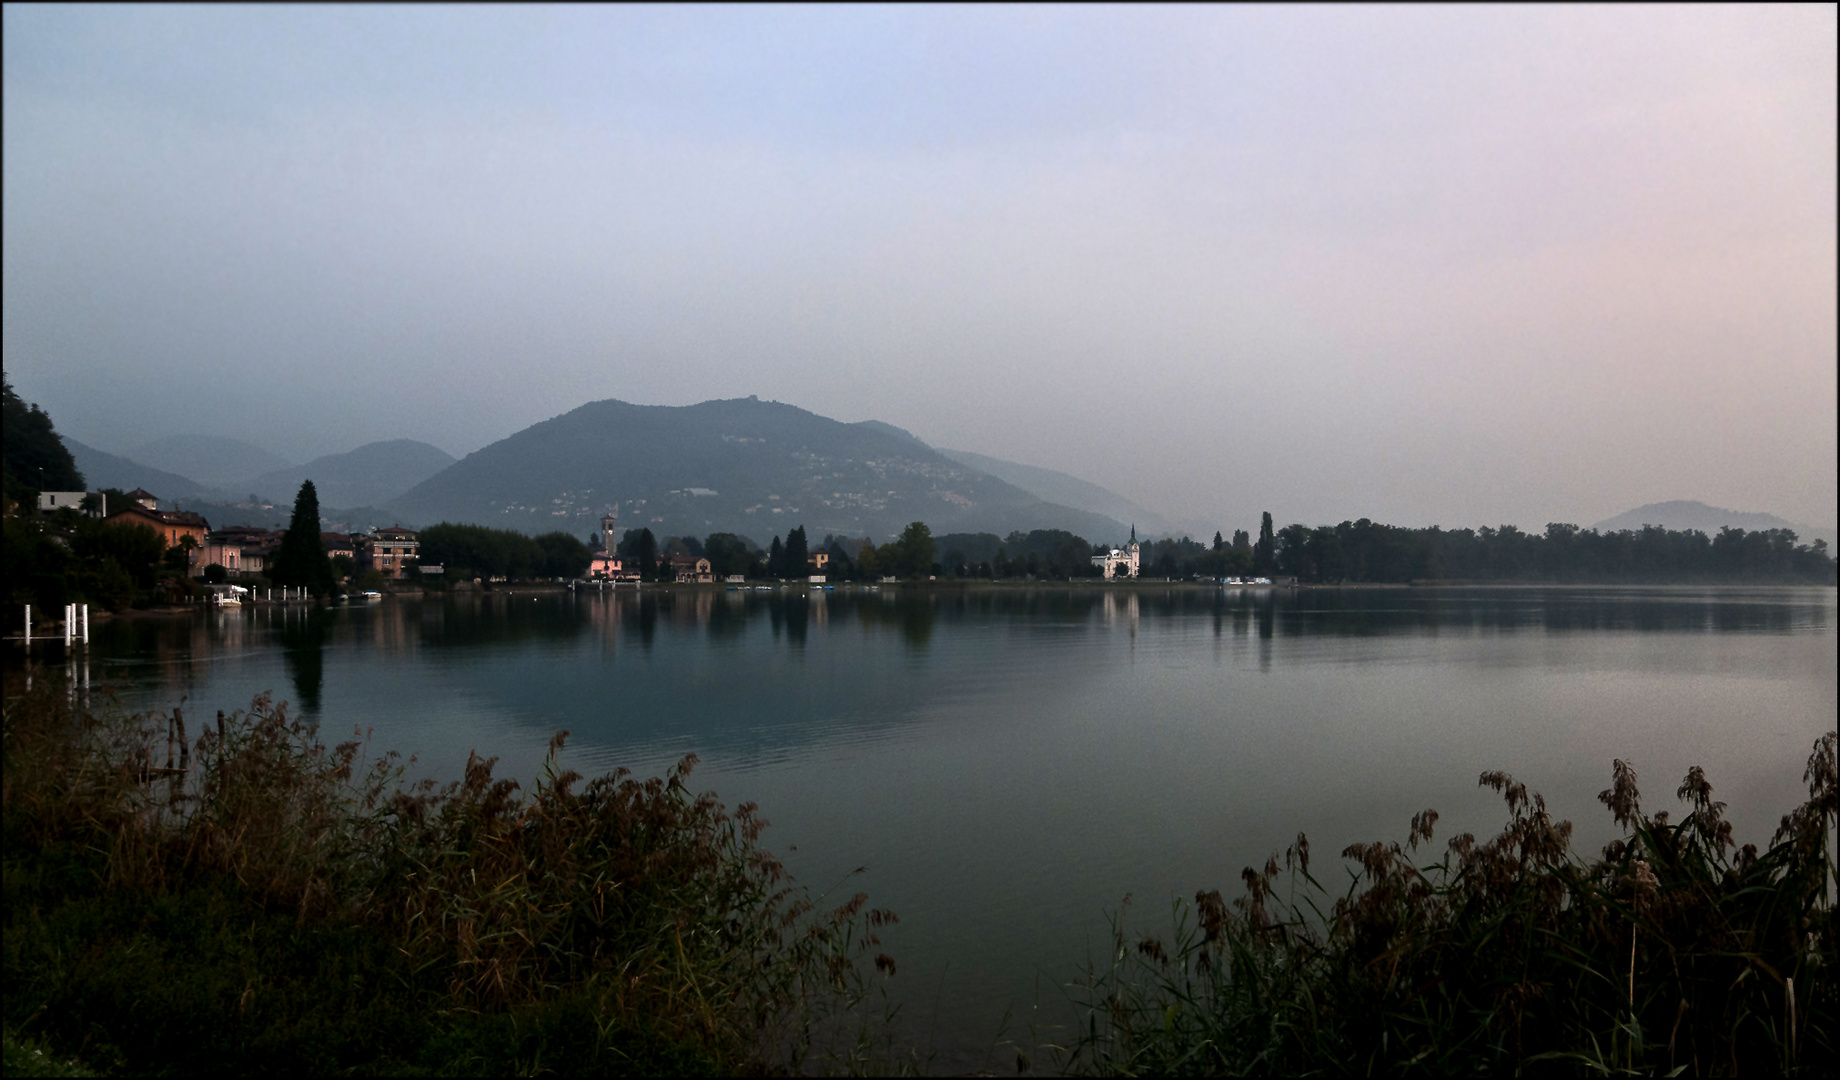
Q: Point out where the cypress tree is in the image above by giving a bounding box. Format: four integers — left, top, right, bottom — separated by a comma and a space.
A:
273, 480, 335, 597
785, 526, 808, 577
1255, 511, 1276, 572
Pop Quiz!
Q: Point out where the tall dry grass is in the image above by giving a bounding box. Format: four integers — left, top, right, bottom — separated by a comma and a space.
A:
1058, 735, 1836, 1075
3, 674, 902, 1075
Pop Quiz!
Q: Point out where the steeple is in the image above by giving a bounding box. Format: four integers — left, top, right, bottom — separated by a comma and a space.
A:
1129, 523, 1137, 546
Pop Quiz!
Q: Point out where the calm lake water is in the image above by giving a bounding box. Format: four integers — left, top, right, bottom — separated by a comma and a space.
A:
64, 584, 1839, 1069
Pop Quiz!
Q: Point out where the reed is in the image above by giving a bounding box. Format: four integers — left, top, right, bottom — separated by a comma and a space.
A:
1055, 734, 1836, 1075
2, 674, 900, 1075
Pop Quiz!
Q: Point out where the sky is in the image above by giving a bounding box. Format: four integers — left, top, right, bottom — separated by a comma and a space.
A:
5, 4, 1835, 532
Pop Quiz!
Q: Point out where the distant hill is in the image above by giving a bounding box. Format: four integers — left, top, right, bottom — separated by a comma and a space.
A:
937, 448, 1193, 538
62, 437, 209, 501
130, 435, 294, 493
386, 396, 1131, 544
251, 440, 455, 510
1593, 501, 1835, 550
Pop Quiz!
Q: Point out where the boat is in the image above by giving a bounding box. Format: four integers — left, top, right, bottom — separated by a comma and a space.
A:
361, 590, 383, 601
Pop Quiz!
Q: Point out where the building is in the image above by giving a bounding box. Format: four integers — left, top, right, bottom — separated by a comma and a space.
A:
1091, 526, 1142, 580
105, 491, 210, 551
37, 491, 104, 517
192, 526, 282, 576
587, 550, 640, 583
360, 526, 420, 579
809, 551, 830, 572
668, 553, 714, 583
321, 533, 357, 562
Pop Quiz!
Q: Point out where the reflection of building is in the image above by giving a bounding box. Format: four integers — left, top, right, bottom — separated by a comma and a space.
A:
1091, 526, 1142, 580
361, 526, 419, 579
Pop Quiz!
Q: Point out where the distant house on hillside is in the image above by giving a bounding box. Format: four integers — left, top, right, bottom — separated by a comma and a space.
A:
106, 490, 210, 551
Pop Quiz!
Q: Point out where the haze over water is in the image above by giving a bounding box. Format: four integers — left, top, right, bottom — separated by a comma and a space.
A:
81, 584, 1836, 1069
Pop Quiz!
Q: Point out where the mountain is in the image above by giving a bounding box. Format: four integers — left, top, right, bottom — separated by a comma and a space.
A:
129, 435, 294, 493
936, 448, 1194, 538
62, 438, 209, 501
386, 396, 1131, 543
1593, 501, 1835, 550
251, 440, 456, 510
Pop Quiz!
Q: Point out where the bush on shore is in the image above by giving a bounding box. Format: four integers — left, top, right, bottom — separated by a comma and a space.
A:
2, 676, 899, 1076
1060, 735, 1837, 1075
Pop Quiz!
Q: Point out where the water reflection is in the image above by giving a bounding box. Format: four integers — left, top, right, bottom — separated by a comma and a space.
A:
74, 584, 1835, 1074
278, 606, 327, 713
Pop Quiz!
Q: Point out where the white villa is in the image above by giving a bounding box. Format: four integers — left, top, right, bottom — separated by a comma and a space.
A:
1092, 526, 1142, 580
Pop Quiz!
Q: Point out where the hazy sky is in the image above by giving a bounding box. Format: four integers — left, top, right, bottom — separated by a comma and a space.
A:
5, 4, 1835, 531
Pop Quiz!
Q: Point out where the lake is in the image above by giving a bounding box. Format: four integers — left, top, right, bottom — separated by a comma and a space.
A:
63, 583, 1838, 1070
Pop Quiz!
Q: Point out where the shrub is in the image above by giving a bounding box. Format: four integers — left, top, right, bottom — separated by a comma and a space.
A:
3, 678, 898, 1075
1060, 736, 1837, 1075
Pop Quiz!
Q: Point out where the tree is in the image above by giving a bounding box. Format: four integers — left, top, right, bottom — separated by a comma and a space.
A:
785, 526, 809, 577
1254, 512, 1277, 573
704, 533, 753, 578
767, 536, 785, 579
618, 527, 658, 581
895, 521, 936, 579
534, 532, 591, 579
2, 379, 84, 505
270, 481, 336, 597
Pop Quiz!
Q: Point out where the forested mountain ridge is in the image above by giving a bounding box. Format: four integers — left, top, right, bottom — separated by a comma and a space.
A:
385, 396, 1132, 544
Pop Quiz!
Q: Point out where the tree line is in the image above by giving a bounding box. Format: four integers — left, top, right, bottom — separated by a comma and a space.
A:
605, 511, 1835, 586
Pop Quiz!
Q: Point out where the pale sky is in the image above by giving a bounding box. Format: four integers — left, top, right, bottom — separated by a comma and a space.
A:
5, 4, 1835, 531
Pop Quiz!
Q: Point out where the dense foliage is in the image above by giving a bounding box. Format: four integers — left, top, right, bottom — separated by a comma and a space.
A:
2, 379, 85, 508
1064, 734, 1837, 1075
3, 509, 173, 620
420, 522, 591, 581
1269, 519, 1835, 584
3, 678, 902, 1076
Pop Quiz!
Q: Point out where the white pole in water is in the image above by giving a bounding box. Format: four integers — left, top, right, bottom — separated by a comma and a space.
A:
82, 604, 89, 644
65, 604, 73, 647
23, 604, 30, 649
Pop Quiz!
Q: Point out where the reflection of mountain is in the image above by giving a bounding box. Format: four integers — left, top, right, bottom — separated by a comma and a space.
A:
1594, 500, 1835, 550
252, 440, 455, 509
385, 397, 1130, 543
